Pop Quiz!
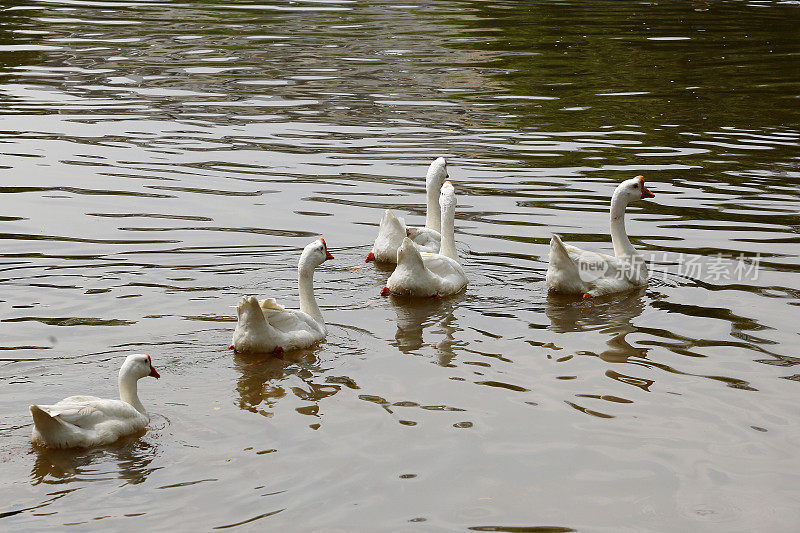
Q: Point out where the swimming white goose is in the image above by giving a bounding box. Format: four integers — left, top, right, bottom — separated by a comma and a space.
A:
546, 175, 656, 298
231, 238, 333, 355
383, 181, 467, 297
30, 353, 160, 449
366, 157, 449, 263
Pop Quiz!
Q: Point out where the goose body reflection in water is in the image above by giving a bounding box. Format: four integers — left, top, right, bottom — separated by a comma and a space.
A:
546, 289, 757, 393
547, 289, 649, 359
233, 347, 343, 421
389, 292, 464, 367
546, 288, 647, 335
30, 437, 159, 487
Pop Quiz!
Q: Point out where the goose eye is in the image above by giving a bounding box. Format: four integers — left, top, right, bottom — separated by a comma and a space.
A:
633, 183, 639, 188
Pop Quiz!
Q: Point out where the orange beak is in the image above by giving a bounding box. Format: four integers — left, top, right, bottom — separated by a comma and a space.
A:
637, 176, 655, 199
146, 354, 160, 378
365, 252, 375, 263
320, 238, 334, 260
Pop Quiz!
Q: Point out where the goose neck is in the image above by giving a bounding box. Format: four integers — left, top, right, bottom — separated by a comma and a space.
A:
119, 372, 146, 416
425, 181, 442, 232
439, 199, 458, 261
298, 266, 324, 325
610, 194, 635, 257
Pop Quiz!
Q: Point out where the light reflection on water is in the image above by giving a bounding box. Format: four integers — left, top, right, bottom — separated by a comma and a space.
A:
1, 0, 799, 530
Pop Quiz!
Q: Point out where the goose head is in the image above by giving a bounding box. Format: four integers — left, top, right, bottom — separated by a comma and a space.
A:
426, 157, 449, 191
299, 238, 334, 273
423, 157, 449, 233
120, 353, 159, 381
614, 175, 655, 206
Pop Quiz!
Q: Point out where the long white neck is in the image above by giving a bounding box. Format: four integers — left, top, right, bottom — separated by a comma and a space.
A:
609, 192, 636, 257
439, 199, 458, 261
425, 179, 442, 232
119, 372, 146, 415
298, 264, 324, 325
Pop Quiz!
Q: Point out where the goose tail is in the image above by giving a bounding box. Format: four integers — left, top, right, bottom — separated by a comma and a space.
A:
232, 295, 275, 353
379, 210, 406, 234
237, 296, 268, 326
549, 235, 574, 268
396, 236, 424, 267
30, 405, 63, 441
546, 235, 588, 294
369, 210, 406, 263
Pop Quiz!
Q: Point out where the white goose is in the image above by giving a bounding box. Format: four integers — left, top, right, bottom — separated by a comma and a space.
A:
30, 353, 160, 449
231, 238, 333, 355
546, 175, 656, 298
366, 157, 449, 263
383, 181, 467, 297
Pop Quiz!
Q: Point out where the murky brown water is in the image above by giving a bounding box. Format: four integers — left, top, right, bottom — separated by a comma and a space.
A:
1, 0, 799, 530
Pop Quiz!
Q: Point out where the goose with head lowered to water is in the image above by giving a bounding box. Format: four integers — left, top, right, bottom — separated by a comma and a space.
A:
30, 353, 160, 449
382, 181, 467, 297
366, 157, 449, 263
231, 238, 334, 355
546, 175, 656, 298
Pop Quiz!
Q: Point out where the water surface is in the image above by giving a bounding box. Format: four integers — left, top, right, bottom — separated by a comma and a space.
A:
1, 1, 799, 530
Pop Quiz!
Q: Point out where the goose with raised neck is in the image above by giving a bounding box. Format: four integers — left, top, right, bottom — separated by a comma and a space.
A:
424, 157, 448, 233
231, 238, 334, 355
384, 181, 467, 297
366, 157, 449, 263
546, 175, 656, 298
119, 358, 149, 416
298, 244, 324, 327
30, 353, 160, 448
609, 182, 638, 258
437, 179, 458, 261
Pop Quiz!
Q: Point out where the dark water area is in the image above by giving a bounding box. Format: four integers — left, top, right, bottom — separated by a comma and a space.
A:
1, 0, 799, 530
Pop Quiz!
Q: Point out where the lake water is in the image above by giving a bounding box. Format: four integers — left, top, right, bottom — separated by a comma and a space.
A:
1, 0, 799, 530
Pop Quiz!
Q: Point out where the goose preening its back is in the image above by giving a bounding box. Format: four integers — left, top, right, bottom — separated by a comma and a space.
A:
231, 238, 334, 355
383, 181, 467, 297
30, 353, 160, 449
546, 175, 656, 298
366, 157, 449, 263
